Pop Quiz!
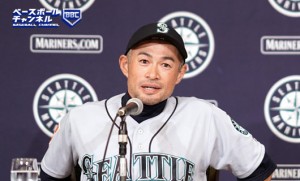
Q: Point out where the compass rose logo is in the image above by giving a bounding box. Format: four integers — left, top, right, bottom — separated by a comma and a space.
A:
33, 74, 98, 137
39, 0, 95, 12
268, 0, 300, 17
159, 11, 215, 79
264, 75, 300, 143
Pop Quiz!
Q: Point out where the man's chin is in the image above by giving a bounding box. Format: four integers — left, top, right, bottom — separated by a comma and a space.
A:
139, 96, 161, 106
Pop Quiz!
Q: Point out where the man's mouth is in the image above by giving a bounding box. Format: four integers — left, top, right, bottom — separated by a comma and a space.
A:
141, 83, 161, 94
142, 86, 160, 90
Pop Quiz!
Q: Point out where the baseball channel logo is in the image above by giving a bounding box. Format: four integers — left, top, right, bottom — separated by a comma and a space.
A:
12, 8, 82, 28
33, 74, 98, 137
62, 9, 81, 27
12, 8, 61, 28
264, 75, 300, 143
269, 0, 300, 17
159, 11, 215, 79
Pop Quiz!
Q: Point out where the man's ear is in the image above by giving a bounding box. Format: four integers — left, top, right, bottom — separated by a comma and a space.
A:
176, 64, 187, 84
119, 55, 129, 78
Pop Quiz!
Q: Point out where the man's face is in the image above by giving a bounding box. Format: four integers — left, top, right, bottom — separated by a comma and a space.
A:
119, 40, 187, 105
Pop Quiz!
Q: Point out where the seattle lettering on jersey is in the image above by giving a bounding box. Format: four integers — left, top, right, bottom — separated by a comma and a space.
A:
82, 153, 195, 181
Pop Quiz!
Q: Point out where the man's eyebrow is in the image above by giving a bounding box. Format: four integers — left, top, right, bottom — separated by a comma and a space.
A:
137, 51, 152, 58
162, 56, 175, 62
137, 51, 175, 62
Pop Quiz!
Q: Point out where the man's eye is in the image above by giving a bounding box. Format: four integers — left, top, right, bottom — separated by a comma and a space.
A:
162, 63, 171, 68
139, 59, 148, 64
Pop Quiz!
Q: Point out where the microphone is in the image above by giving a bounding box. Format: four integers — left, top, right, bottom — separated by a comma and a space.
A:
118, 98, 143, 117
117, 98, 142, 180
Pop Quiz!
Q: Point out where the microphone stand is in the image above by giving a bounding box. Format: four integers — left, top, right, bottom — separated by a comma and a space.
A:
118, 115, 128, 181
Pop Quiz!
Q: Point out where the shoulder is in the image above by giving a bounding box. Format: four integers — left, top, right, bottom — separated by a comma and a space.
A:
168, 96, 219, 125
176, 96, 212, 105
175, 96, 217, 113
66, 93, 124, 121
174, 96, 232, 125
70, 93, 123, 114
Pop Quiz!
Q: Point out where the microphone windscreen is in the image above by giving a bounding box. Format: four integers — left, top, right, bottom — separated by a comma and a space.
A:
126, 98, 143, 116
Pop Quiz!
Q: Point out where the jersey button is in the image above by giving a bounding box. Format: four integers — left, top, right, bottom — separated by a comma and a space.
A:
138, 129, 144, 134
138, 144, 143, 150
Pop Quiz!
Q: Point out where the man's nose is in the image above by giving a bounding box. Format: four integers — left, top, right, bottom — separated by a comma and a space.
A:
145, 65, 159, 79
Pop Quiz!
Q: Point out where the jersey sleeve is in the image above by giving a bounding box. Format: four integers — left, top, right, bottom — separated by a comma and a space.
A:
238, 152, 276, 180
41, 111, 76, 179
207, 105, 265, 179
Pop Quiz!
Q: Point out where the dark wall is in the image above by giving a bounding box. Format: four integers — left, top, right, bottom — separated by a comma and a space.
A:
3, 0, 300, 180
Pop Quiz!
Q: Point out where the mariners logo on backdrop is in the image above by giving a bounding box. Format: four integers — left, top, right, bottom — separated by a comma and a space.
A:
159, 11, 215, 79
33, 74, 98, 137
272, 164, 300, 180
261, 36, 300, 55
39, 0, 95, 13
264, 75, 300, 143
268, 0, 300, 17
30, 34, 103, 54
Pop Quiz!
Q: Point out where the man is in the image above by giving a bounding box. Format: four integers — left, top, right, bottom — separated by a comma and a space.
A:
40, 22, 276, 181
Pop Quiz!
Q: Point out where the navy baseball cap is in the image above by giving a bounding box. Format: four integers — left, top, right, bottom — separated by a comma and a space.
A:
125, 23, 187, 61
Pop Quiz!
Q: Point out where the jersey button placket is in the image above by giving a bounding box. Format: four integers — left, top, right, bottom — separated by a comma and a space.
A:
134, 127, 147, 152
138, 129, 144, 151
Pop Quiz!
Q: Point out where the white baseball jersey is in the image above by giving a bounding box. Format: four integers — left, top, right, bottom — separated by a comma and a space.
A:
41, 93, 265, 181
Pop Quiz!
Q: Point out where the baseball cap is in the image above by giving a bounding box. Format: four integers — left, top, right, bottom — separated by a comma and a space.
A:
125, 23, 187, 61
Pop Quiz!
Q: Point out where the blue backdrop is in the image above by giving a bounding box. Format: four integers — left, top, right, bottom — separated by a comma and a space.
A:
2, 0, 300, 180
